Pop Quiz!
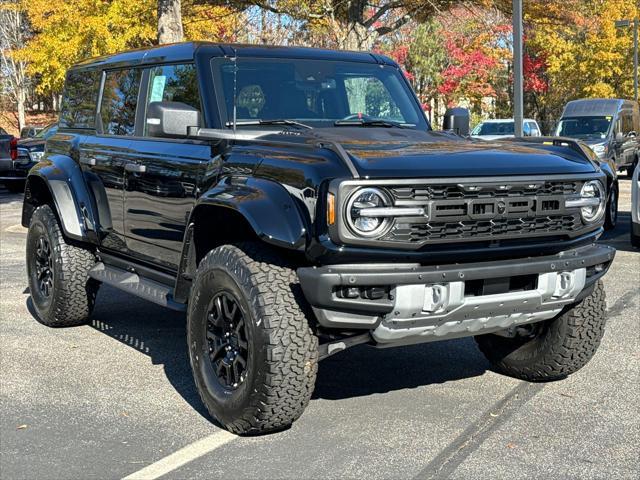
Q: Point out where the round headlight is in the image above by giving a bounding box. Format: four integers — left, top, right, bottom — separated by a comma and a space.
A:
580, 180, 606, 223
345, 187, 391, 237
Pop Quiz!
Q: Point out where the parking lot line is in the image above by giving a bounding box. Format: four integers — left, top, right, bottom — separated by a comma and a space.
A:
122, 430, 236, 480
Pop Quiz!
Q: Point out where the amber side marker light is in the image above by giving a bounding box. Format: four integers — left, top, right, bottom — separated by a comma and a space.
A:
327, 193, 336, 225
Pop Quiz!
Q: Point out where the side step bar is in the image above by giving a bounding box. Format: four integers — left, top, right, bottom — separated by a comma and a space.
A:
88, 262, 186, 311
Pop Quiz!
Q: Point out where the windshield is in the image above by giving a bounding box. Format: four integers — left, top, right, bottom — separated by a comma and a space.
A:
212, 58, 428, 129
35, 123, 57, 139
555, 116, 612, 140
472, 121, 514, 136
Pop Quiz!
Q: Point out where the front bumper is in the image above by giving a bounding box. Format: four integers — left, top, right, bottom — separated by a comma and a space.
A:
0, 154, 35, 181
298, 243, 615, 344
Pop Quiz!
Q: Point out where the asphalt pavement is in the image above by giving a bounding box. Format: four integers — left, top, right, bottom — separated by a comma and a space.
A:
1, 180, 638, 480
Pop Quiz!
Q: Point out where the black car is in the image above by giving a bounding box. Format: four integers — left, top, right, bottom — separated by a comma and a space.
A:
0, 123, 57, 192
17, 122, 58, 163
20, 125, 44, 139
22, 43, 615, 435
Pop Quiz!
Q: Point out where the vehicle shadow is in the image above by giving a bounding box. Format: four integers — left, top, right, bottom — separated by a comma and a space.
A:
26, 289, 212, 422
26, 284, 491, 417
313, 339, 488, 400
600, 211, 637, 253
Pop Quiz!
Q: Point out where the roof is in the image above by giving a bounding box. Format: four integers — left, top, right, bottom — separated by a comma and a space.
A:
481, 118, 537, 123
561, 98, 627, 117
70, 42, 397, 71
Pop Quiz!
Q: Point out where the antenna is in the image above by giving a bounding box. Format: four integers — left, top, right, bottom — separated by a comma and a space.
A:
232, 47, 238, 134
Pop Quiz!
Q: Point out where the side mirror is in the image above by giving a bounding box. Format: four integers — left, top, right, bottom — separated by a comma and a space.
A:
615, 131, 624, 141
146, 101, 202, 137
442, 107, 470, 136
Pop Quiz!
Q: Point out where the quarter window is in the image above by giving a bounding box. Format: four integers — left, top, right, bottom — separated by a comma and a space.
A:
144, 64, 201, 135
100, 68, 142, 136
59, 70, 101, 129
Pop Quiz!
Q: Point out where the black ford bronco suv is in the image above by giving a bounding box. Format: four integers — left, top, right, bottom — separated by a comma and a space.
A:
23, 43, 615, 435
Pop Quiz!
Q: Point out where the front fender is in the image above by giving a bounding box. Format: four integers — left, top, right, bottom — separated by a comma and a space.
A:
22, 155, 98, 243
192, 177, 309, 250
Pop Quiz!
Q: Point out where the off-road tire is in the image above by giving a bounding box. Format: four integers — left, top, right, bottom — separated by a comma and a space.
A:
604, 182, 618, 230
475, 281, 607, 381
26, 204, 98, 326
187, 242, 318, 435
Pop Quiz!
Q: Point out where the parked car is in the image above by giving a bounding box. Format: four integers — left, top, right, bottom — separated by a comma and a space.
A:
20, 125, 44, 139
0, 128, 23, 193
555, 98, 640, 176
0, 123, 57, 193
632, 163, 639, 248
471, 118, 542, 140
18, 122, 58, 163
22, 42, 615, 435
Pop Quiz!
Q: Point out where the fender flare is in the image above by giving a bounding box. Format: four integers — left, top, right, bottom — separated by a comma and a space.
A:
189, 176, 310, 250
22, 155, 99, 243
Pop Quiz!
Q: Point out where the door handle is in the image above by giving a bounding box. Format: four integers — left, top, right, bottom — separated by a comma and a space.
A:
80, 157, 96, 166
125, 163, 146, 173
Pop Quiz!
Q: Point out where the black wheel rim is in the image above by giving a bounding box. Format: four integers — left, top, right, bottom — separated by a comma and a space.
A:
206, 292, 249, 390
34, 235, 54, 298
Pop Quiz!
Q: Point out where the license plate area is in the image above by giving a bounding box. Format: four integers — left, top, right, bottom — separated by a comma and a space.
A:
463, 274, 538, 297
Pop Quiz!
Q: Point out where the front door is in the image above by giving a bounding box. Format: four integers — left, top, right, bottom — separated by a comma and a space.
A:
123, 63, 210, 269
80, 67, 143, 254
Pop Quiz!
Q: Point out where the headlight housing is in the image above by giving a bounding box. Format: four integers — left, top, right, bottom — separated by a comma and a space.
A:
578, 180, 606, 223
591, 144, 607, 157
345, 187, 391, 237
29, 150, 45, 162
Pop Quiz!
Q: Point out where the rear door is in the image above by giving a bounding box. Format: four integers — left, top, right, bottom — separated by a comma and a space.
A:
123, 63, 210, 270
80, 67, 143, 253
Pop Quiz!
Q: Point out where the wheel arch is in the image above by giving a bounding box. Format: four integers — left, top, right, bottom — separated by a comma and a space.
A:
21, 155, 99, 243
173, 177, 311, 302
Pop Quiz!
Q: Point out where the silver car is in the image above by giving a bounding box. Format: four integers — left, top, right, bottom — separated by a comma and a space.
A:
472, 118, 542, 140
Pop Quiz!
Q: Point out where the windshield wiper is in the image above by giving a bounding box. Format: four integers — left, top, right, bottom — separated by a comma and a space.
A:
333, 119, 412, 128
224, 119, 313, 129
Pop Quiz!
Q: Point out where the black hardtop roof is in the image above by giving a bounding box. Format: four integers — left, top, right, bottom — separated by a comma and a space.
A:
561, 98, 638, 117
70, 41, 397, 71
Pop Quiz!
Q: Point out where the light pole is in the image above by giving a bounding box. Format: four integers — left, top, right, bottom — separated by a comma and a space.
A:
513, 0, 524, 136
615, 18, 639, 102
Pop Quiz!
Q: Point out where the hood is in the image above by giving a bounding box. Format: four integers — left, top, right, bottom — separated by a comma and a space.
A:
17, 137, 45, 151
312, 128, 596, 178
472, 134, 515, 141
582, 138, 608, 147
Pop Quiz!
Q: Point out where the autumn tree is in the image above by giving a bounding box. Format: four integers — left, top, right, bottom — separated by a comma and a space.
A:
525, 0, 639, 130
0, 0, 30, 129
200, 0, 489, 50
158, 0, 184, 43
18, 0, 239, 101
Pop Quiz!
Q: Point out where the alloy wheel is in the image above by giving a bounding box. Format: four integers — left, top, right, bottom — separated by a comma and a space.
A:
34, 236, 54, 298
206, 292, 249, 390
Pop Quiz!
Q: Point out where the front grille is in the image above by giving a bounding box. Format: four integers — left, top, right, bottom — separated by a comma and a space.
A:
390, 181, 581, 202
377, 179, 587, 246
386, 214, 582, 243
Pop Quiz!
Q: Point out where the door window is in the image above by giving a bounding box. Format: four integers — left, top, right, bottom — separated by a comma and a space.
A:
59, 70, 101, 129
144, 64, 201, 136
100, 68, 142, 136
